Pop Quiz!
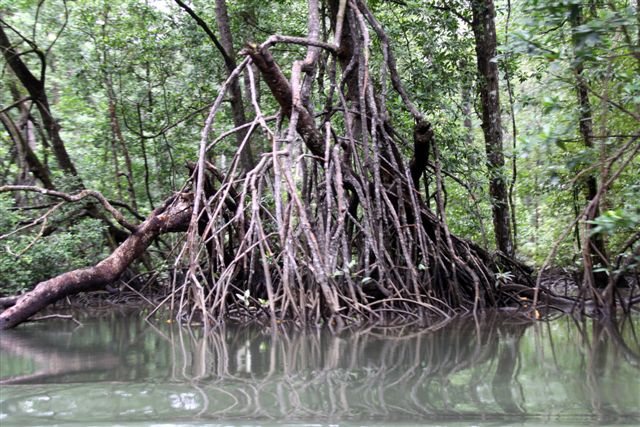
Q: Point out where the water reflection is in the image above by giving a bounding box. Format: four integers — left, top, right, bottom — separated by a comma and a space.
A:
0, 312, 638, 425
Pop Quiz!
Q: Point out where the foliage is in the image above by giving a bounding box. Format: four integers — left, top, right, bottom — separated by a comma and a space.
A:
0, 196, 108, 294
0, 0, 638, 299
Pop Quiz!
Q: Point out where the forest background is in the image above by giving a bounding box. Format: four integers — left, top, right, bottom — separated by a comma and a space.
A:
0, 0, 638, 324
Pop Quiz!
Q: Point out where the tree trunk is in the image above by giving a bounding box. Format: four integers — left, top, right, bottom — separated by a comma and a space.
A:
0, 112, 55, 190
214, 0, 255, 171
471, 0, 514, 257
245, 46, 325, 157
106, 77, 138, 211
569, 4, 608, 288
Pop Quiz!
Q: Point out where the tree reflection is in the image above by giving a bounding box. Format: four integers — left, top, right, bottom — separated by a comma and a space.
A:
0, 313, 638, 424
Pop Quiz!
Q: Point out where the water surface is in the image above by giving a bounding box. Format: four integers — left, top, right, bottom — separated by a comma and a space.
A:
1, 310, 638, 426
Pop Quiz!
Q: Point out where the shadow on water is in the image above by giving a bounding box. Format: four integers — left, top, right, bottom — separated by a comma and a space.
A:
0, 311, 639, 425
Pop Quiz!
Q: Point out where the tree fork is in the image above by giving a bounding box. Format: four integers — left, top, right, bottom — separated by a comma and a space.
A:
244, 44, 326, 158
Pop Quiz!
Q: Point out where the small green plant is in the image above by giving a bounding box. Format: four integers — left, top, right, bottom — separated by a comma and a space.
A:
494, 271, 514, 287
236, 289, 251, 307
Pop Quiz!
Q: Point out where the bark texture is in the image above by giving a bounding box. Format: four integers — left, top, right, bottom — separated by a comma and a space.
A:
471, 0, 514, 256
245, 45, 325, 157
569, 4, 608, 288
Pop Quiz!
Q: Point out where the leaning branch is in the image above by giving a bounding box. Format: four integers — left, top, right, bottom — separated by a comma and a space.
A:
354, 0, 423, 121
0, 185, 138, 232
243, 44, 325, 157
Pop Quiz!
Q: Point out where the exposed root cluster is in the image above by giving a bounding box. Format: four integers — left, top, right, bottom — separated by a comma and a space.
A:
170, 0, 536, 327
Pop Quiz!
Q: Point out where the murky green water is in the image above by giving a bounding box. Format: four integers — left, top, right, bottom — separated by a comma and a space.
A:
0, 311, 638, 427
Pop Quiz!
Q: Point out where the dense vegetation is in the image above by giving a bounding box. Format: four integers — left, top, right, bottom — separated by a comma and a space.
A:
0, 0, 638, 328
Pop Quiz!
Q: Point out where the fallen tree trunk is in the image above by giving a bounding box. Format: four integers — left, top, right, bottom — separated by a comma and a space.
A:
0, 194, 192, 330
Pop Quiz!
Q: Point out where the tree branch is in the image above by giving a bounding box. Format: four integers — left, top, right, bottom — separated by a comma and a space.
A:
243, 44, 325, 158
0, 185, 138, 231
173, 0, 235, 69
